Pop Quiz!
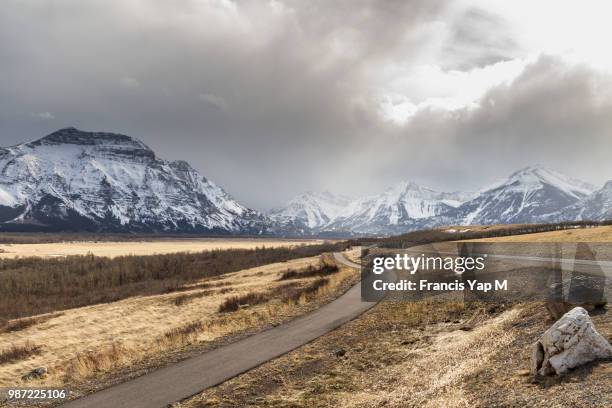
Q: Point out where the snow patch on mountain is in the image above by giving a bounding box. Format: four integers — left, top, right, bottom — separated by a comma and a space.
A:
269, 191, 351, 229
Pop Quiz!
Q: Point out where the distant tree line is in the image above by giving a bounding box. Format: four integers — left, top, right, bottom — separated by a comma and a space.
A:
379, 220, 609, 249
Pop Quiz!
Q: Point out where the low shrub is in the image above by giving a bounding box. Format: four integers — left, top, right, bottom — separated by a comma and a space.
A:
0, 342, 42, 364
218, 292, 270, 313
279, 263, 339, 280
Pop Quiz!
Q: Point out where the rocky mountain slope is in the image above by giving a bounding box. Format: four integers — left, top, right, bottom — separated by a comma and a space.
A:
0, 128, 269, 233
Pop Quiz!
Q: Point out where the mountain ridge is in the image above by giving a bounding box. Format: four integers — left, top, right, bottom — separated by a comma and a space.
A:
275, 166, 608, 235
0, 128, 609, 236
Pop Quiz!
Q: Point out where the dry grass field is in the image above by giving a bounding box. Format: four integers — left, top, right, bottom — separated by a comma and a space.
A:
177, 300, 610, 408
465, 225, 612, 243
176, 225, 611, 408
0, 249, 360, 392
0, 238, 325, 259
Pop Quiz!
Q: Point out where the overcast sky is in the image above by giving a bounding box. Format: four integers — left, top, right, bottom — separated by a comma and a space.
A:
2, 0, 612, 209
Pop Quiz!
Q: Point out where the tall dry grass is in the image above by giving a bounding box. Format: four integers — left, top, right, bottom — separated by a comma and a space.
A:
59, 275, 342, 382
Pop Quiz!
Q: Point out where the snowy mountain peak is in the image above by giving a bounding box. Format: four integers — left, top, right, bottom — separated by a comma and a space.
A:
388, 181, 423, 192
455, 167, 596, 226
502, 166, 595, 199
0, 128, 268, 233
29, 127, 152, 152
269, 191, 351, 229
275, 181, 475, 235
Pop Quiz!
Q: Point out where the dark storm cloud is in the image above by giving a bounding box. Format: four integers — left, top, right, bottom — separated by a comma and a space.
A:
1, 1, 611, 209
0, 0, 448, 208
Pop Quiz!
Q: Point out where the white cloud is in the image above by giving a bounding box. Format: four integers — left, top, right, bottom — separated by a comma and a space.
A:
378, 58, 529, 124
376, 0, 612, 124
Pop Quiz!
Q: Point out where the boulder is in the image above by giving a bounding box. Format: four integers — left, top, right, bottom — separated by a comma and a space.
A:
531, 307, 612, 376
21, 366, 47, 381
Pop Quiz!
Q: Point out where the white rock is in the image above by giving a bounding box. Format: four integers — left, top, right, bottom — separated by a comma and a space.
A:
531, 307, 612, 375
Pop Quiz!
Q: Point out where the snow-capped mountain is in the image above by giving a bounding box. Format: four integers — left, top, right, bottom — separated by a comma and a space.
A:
269, 191, 351, 229
454, 166, 596, 225
0, 127, 269, 233
327, 182, 471, 234
274, 182, 476, 235
274, 166, 607, 236
0, 129, 609, 236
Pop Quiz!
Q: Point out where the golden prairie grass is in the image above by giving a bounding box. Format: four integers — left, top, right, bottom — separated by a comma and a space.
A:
0, 250, 359, 388
464, 225, 612, 243
0, 238, 326, 259
352, 308, 520, 407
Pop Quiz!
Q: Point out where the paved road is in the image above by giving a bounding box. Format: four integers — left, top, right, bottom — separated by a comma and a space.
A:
333, 251, 362, 269
61, 252, 373, 408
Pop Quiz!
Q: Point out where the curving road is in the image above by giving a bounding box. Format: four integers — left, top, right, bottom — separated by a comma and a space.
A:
61, 252, 373, 408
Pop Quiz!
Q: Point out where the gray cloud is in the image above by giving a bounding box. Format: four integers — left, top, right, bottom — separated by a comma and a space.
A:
439, 8, 519, 71
1, 1, 611, 209
372, 56, 612, 193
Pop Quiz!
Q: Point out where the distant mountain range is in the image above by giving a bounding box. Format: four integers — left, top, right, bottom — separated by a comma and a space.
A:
0, 128, 610, 236
271, 167, 610, 235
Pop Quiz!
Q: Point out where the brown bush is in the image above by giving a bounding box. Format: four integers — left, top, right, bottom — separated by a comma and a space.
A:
282, 278, 330, 304
218, 276, 332, 313
161, 321, 204, 343
279, 263, 339, 280
218, 292, 270, 313
0, 342, 42, 364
